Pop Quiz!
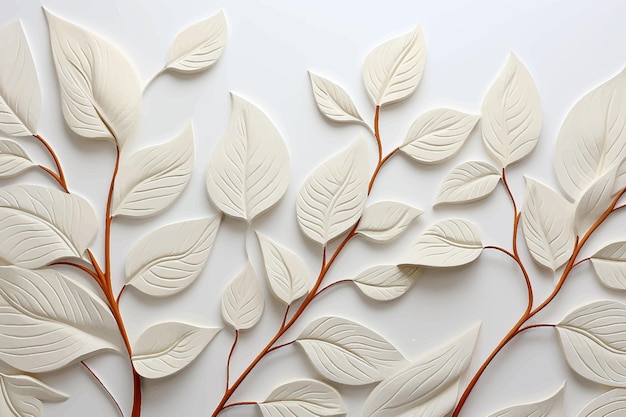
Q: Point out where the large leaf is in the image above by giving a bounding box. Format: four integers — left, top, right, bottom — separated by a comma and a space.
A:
0, 369, 68, 417
258, 379, 346, 417
45, 9, 141, 147
357, 201, 422, 243
577, 389, 626, 417
574, 167, 617, 236
309, 72, 364, 124
206, 94, 290, 222
352, 265, 421, 301
0, 185, 98, 268
0, 267, 123, 373
487, 384, 564, 417
0, 139, 34, 177
591, 241, 626, 290
435, 161, 501, 205
221, 263, 264, 330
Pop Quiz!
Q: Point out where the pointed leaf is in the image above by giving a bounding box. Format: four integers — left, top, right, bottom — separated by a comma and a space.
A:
574, 167, 617, 236
0, 139, 34, 177
577, 389, 626, 417
258, 379, 346, 417
357, 201, 422, 243
487, 384, 564, 417
591, 241, 626, 290
435, 161, 501, 205
309, 72, 364, 124
221, 263, 264, 330
0, 372, 68, 417
352, 265, 421, 301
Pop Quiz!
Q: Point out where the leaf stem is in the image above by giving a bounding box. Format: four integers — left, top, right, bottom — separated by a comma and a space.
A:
82, 361, 125, 417
33, 134, 69, 192
225, 330, 239, 391
221, 402, 257, 411
266, 340, 295, 354
311, 279, 353, 301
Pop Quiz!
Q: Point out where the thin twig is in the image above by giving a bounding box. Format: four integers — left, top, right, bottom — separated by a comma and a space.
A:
82, 361, 124, 417
572, 257, 590, 268
225, 330, 239, 390
267, 340, 295, 354
221, 402, 257, 411
33, 134, 69, 192
116, 284, 127, 304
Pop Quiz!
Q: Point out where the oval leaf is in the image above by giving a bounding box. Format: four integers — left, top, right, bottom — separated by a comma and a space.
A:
522, 178, 576, 271
125, 216, 220, 297
0, 139, 34, 177
132, 321, 220, 379
402, 218, 483, 267
487, 384, 564, 417
0, 267, 123, 372
166, 10, 227, 73
574, 167, 617, 236
556, 300, 626, 387
400, 109, 479, 164
363, 26, 425, 106
591, 241, 626, 290
296, 316, 408, 385
112, 123, 194, 218
577, 389, 626, 417
296, 137, 369, 245
257, 232, 310, 305
481, 53, 542, 167
0, 371, 68, 417
357, 201, 422, 242
0, 21, 40, 136
45, 9, 141, 147
258, 379, 346, 417
206, 94, 290, 222
221, 263, 264, 330
309, 72, 364, 124
435, 161, 501, 205
352, 265, 421, 301
0, 185, 98, 268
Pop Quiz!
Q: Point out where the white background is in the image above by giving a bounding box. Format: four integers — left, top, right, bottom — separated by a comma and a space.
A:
1, 0, 626, 416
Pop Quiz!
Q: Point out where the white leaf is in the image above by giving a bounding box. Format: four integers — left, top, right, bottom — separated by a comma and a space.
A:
0, 21, 40, 136
0, 371, 68, 417
126, 216, 221, 297
591, 241, 626, 290
132, 321, 220, 379
400, 109, 479, 164
258, 379, 346, 417
0, 139, 34, 177
221, 263, 264, 330
577, 389, 626, 417
362, 324, 480, 417
363, 26, 426, 106
296, 137, 369, 245
166, 10, 227, 73
296, 316, 408, 385
257, 232, 310, 305
0, 267, 123, 372
554, 68, 626, 201
45, 9, 141, 147
309, 72, 364, 124
574, 167, 617, 236
357, 201, 422, 242
352, 265, 421, 301
0, 185, 98, 268
556, 300, 626, 387
435, 161, 501, 205
402, 218, 483, 267
206, 94, 290, 222
481, 53, 542, 167
112, 123, 194, 218
522, 178, 576, 271
487, 384, 564, 417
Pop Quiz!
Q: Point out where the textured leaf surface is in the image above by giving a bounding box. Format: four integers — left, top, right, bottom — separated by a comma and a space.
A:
487, 384, 564, 417
0, 185, 98, 268
207, 94, 290, 222
112, 123, 194, 218
0, 139, 34, 177
591, 241, 626, 290
309, 72, 363, 124
357, 201, 422, 242
574, 167, 617, 236
297, 316, 408, 385
481, 53, 542, 167
221, 263, 264, 330
258, 379, 346, 417
0, 370, 68, 417
352, 265, 421, 301
132, 321, 220, 379
435, 161, 500, 205
126, 216, 220, 297
577, 389, 626, 417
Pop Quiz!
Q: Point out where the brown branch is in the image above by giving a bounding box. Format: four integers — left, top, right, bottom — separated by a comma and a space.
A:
33, 134, 69, 192
225, 331, 239, 390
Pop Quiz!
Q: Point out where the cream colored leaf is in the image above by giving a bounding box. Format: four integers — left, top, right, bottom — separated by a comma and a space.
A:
132, 321, 220, 379
487, 384, 564, 417
0, 371, 68, 417
0, 139, 34, 177
309, 72, 364, 124
577, 389, 626, 417
574, 167, 617, 236
357, 201, 422, 242
206, 94, 290, 222
0, 185, 98, 268
481, 53, 542, 167
363, 26, 425, 106
0, 267, 123, 373
435, 161, 501, 205
297, 316, 408, 385
591, 241, 626, 290
126, 216, 220, 297
112, 123, 194, 218
45, 9, 141, 147
0, 21, 40, 136
258, 379, 346, 417
352, 265, 421, 301
401, 109, 479, 164
522, 178, 576, 271
166, 10, 227, 73
296, 137, 369, 245
221, 263, 264, 330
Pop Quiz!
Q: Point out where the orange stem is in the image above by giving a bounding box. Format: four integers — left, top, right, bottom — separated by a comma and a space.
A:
33, 134, 69, 192
82, 361, 124, 417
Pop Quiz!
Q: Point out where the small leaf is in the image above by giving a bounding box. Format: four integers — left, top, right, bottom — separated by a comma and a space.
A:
166, 10, 227, 73
258, 379, 346, 417
556, 300, 626, 387
0, 21, 41, 136
435, 161, 501, 205
112, 123, 194, 218
400, 109, 479, 164
0, 139, 35, 177
132, 321, 220, 379
296, 137, 369, 245
574, 167, 617, 236
577, 389, 626, 417
487, 384, 564, 417
591, 241, 626, 290
357, 201, 422, 242
352, 265, 421, 301
126, 216, 220, 297
257, 232, 310, 305
297, 316, 408, 385
363, 26, 426, 106
221, 263, 264, 330
309, 72, 364, 124
207, 94, 290, 222
362, 324, 480, 417
402, 218, 483, 267
0, 370, 68, 417
522, 178, 576, 271
481, 53, 542, 167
